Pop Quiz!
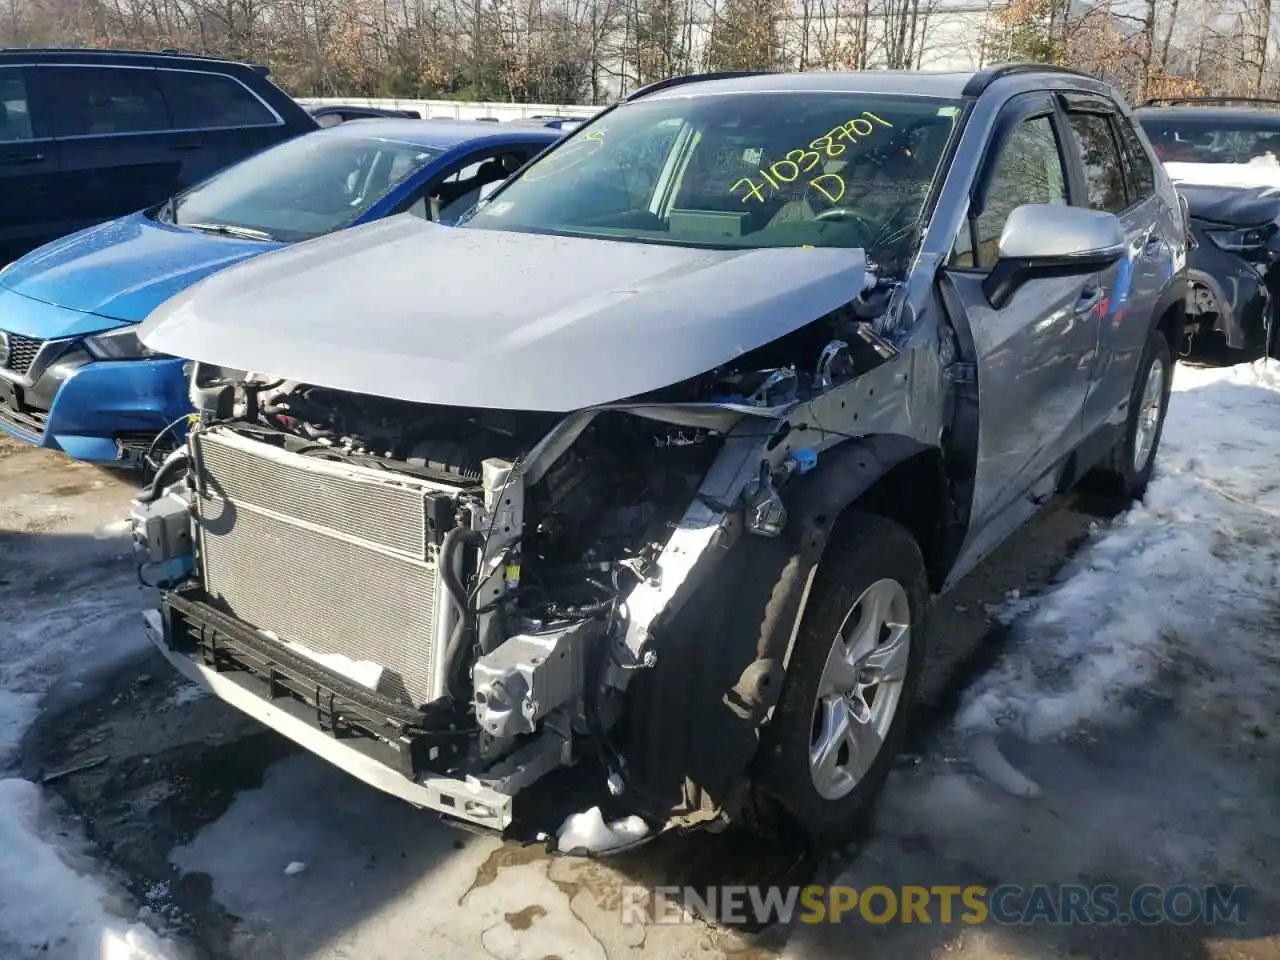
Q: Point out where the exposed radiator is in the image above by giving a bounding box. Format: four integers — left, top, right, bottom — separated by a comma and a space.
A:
192, 428, 452, 708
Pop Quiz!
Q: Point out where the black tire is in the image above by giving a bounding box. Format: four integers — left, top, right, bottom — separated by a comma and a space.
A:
1094, 325, 1174, 500
745, 511, 928, 848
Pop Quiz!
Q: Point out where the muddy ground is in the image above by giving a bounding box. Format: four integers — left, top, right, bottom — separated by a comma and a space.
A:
2, 427, 1277, 960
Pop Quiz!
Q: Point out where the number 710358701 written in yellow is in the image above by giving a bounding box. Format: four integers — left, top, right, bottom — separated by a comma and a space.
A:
732, 111, 894, 205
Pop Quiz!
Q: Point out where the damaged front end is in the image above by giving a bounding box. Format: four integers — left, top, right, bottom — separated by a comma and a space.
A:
130, 286, 919, 841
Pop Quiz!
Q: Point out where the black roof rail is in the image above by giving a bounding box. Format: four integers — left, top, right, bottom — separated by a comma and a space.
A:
624, 70, 774, 102
962, 62, 1098, 97
1142, 95, 1280, 108
0, 46, 248, 66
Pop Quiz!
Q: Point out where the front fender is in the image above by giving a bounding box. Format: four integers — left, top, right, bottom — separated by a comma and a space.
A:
621, 434, 933, 814
1155, 270, 1190, 337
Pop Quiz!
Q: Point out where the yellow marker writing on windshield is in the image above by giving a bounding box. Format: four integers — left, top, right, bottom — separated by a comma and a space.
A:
810, 173, 846, 204
734, 111, 894, 203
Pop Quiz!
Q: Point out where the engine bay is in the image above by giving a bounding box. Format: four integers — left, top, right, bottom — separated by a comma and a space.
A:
130, 275, 911, 835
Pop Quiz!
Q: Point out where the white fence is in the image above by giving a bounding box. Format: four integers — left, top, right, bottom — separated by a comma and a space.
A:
297, 97, 602, 122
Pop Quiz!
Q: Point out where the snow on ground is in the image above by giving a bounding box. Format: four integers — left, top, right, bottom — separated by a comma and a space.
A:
0, 443, 183, 959
556, 805, 651, 855
0, 779, 180, 960
167, 751, 738, 959
787, 359, 1280, 959
960, 360, 1280, 751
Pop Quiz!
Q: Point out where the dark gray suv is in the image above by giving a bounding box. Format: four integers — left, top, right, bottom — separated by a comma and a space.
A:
0, 48, 316, 264
131, 63, 1188, 851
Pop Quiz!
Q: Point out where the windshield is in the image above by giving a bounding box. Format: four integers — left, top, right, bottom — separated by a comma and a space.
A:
462, 92, 962, 267
1136, 114, 1280, 164
157, 133, 441, 242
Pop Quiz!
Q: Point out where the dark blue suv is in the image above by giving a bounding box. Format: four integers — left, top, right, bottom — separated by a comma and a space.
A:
0, 48, 316, 264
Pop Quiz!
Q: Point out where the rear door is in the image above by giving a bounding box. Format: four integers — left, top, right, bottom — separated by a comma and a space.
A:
0, 65, 61, 262
942, 93, 1103, 544
155, 68, 291, 187
34, 64, 182, 234
1058, 97, 1174, 432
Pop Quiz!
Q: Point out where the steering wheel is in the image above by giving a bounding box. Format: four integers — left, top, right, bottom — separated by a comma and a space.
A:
813, 206, 877, 238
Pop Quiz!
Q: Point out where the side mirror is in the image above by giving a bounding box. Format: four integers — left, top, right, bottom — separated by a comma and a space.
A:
982, 204, 1127, 309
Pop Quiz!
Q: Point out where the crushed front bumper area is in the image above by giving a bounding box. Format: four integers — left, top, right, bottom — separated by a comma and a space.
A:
144, 592, 515, 830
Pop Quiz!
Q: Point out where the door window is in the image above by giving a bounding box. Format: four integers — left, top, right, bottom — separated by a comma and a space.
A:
425, 149, 535, 221
0, 69, 33, 142
1066, 113, 1128, 214
1113, 114, 1156, 204
952, 115, 1068, 269
157, 71, 277, 130
43, 66, 171, 137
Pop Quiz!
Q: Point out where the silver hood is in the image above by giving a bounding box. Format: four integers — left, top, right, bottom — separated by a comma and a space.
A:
139, 215, 871, 411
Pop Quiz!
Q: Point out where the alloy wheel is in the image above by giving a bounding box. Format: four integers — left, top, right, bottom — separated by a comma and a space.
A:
809, 578, 911, 801
1133, 356, 1166, 474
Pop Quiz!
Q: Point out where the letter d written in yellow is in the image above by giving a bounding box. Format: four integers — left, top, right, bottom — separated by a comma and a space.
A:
809, 173, 845, 204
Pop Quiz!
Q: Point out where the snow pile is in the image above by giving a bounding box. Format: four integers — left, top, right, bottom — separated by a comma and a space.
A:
0, 779, 181, 959
1165, 155, 1280, 189
0, 581, 146, 767
960, 361, 1280, 742
556, 806, 650, 855
283, 639, 384, 691
0, 524, 178, 957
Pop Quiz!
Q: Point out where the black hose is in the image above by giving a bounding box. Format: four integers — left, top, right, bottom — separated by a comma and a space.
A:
135, 452, 189, 504
440, 526, 485, 702
144, 415, 192, 472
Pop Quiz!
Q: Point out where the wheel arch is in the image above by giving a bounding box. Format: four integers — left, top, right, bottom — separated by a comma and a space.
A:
1152, 273, 1189, 357
619, 432, 949, 821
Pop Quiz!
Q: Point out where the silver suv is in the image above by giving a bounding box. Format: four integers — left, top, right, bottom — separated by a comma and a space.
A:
131, 64, 1188, 850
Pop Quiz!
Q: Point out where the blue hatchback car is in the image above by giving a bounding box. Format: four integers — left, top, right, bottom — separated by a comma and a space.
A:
0, 119, 559, 465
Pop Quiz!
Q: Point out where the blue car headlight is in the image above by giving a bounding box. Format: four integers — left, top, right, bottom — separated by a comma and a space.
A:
84, 324, 172, 361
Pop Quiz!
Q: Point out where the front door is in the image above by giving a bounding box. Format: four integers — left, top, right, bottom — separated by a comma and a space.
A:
942, 94, 1104, 561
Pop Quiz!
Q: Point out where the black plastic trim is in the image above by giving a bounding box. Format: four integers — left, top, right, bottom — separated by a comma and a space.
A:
1143, 96, 1280, 108
962, 62, 1100, 98
970, 92, 1058, 220
162, 589, 472, 776
983, 250, 1123, 309
624, 71, 773, 102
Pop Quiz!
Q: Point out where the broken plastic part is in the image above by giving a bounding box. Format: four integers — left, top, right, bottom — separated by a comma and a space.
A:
749, 367, 799, 407
745, 461, 787, 538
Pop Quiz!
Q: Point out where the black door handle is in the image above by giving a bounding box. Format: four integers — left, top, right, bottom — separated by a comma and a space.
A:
169, 137, 204, 152
0, 151, 45, 165
1074, 285, 1105, 315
